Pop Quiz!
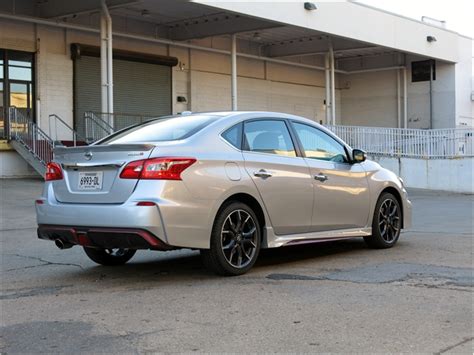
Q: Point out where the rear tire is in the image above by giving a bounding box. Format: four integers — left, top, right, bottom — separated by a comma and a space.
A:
83, 247, 136, 266
364, 192, 402, 249
201, 201, 261, 276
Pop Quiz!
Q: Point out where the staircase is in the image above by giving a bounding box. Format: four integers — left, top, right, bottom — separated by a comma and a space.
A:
8, 108, 88, 176
8, 108, 54, 176
8, 109, 153, 176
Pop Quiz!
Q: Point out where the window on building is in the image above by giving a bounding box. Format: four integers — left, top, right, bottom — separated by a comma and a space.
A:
411, 60, 436, 82
0, 49, 35, 139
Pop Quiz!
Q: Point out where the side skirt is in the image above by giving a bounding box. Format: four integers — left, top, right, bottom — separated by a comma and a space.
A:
264, 227, 372, 248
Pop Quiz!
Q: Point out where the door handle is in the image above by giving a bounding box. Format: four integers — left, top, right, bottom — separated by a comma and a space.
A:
254, 169, 273, 178
314, 173, 328, 182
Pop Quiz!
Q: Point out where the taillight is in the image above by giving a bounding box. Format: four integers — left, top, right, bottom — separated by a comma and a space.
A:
120, 157, 196, 180
119, 159, 145, 179
45, 162, 63, 181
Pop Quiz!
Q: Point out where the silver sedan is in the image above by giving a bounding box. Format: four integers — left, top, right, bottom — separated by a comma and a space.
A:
36, 111, 412, 275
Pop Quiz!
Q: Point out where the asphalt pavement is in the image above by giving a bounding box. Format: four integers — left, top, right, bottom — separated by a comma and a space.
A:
1, 178, 473, 353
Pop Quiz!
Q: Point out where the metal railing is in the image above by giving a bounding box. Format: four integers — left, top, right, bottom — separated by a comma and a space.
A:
89, 111, 158, 131
326, 125, 474, 159
49, 114, 86, 147
84, 111, 114, 143
9, 107, 54, 164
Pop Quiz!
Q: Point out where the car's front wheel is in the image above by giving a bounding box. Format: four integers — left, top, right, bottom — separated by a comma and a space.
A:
83, 247, 136, 266
201, 202, 261, 276
364, 192, 402, 249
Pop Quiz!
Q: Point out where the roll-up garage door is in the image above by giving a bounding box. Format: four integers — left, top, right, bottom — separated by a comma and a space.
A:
74, 52, 173, 137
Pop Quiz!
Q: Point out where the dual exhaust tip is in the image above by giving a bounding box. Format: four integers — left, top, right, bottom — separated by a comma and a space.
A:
54, 239, 74, 250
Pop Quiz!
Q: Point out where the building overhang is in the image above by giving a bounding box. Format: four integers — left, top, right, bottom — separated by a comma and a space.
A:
194, 0, 463, 63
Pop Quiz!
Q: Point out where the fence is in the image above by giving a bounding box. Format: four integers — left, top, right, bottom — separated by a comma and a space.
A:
326, 125, 473, 159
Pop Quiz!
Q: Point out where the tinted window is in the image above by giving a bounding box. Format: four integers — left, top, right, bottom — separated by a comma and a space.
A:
293, 122, 348, 163
222, 123, 242, 149
99, 115, 217, 144
244, 120, 296, 157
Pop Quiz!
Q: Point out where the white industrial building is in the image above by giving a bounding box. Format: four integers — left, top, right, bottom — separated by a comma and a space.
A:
0, 0, 472, 191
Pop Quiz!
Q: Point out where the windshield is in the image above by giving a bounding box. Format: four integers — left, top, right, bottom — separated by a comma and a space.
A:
98, 115, 219, 144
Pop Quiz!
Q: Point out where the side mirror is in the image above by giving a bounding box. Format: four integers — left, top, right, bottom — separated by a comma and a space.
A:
352, 149, 366, 163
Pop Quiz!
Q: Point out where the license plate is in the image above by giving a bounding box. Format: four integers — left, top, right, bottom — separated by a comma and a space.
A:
78, 171, 103, 190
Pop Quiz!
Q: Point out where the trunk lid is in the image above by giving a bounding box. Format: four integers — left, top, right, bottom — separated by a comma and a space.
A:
52, 144, 154, 204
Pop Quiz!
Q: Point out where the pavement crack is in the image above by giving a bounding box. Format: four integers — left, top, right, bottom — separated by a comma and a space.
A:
6, 253, 84, 270
435, 336, 473, 354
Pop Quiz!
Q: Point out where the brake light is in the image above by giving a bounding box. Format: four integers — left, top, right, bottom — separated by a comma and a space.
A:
120, 157, 196, 180
45, 162, 63, 181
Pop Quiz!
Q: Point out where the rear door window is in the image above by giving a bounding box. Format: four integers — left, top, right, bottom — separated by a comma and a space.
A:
243, 120, 296, 157
221, 123, 242, 149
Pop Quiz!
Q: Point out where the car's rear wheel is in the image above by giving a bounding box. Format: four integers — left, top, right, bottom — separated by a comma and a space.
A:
201, 202, 261, 276
364, 192, 402, 249
83, 247, 136, 266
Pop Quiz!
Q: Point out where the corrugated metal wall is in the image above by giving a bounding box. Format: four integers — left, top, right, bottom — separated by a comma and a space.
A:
74, 55, 171, 136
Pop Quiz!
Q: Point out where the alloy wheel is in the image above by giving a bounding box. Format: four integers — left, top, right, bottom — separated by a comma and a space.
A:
378, 199, 401, 243
221, 209, 258, 268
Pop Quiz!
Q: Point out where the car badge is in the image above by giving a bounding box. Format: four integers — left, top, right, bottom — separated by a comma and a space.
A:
84, 151, 93, 160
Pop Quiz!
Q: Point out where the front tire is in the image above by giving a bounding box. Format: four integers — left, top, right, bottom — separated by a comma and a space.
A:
201, 202, 261, 276
83, 247, 136, 266
364, 192, 402, 249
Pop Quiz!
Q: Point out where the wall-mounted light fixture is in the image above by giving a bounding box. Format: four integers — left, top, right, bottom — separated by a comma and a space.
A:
426, 35, 437, 43
304, 2, 317, 11
177, 96, 187, 103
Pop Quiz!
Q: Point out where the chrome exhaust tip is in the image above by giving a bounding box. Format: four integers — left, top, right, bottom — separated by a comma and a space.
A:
54, 239, 73, 250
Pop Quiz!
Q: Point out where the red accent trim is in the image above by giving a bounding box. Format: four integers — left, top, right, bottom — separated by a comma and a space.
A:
37, 225, 171, 250
35, 199, 44, 204
284, 237, 352, 246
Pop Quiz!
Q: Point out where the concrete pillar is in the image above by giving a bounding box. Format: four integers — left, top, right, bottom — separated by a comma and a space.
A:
325, 53, 331, 125
231, 34, 237, 111
403, 67, 408, 128
101, 0, 114, 126
329, 45, 336, 125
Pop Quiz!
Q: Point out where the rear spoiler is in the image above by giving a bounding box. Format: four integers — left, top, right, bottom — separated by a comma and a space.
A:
54, 144, 155, 155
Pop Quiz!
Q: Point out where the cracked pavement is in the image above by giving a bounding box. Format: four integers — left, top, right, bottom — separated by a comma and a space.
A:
1, 179, 473, 353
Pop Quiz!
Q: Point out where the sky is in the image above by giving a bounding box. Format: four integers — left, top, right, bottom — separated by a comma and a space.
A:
357, 0, 474, 38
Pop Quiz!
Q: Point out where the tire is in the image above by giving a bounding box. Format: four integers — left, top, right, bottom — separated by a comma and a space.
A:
83, 247, 136, 266
364, 192, 402, 249
201, 201, 261, 276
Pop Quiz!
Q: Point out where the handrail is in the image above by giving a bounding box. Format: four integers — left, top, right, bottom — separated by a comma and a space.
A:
84, 111, 114, 143
9, 107, 54, 165
48, 114, 86, 147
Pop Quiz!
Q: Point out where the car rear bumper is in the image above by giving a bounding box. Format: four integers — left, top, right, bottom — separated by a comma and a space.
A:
37, 224, 172, 250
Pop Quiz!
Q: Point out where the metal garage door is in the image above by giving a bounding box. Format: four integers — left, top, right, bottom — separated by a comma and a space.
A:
74, 55, 171, 136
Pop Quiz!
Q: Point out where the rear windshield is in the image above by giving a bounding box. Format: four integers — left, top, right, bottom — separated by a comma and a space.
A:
98, 115, 218, 144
